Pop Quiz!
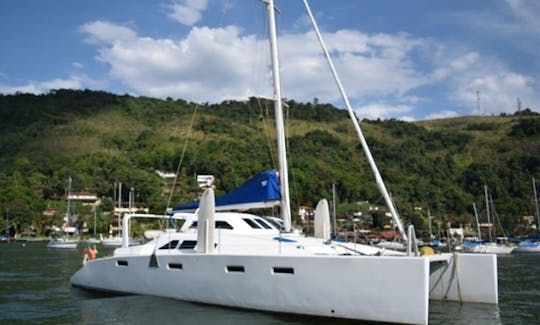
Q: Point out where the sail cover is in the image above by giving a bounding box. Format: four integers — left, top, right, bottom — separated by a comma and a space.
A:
172, 169, 281, 212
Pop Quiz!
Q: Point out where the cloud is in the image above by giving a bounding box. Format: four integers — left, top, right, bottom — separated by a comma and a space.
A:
424, 110, 459, 120
167, 0, 208, 26
0, 77, 82, 94
453, 70, 537, 115
80, 21, 137, 44
0, 75, 107, 95
354, 103, 413, 120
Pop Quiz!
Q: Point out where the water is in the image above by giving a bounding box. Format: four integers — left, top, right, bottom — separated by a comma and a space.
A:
1, 243, 539, 324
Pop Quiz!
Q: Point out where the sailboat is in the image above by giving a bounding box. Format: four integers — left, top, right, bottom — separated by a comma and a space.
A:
101, 184, 140, 246
48, 177, 78, 249
71, 1, 499, 324
463, 185, 514, 254
514, 177, 540, 253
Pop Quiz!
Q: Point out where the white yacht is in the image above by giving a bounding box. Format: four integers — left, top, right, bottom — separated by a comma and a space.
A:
71, 1, 499, 324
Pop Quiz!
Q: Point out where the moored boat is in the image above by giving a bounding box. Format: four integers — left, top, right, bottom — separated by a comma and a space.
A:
70, 1, 499, 324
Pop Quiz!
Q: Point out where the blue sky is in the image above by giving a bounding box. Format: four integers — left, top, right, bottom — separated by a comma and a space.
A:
1, 0, 539, 120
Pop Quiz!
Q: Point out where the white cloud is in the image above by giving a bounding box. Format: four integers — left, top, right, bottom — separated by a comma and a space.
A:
354, 103, 413, 120
167, 0, 208, 26
80, 21, 137, 44
424, 110, 459, 120
453, 70, 537, 115
0, 77, 82, 94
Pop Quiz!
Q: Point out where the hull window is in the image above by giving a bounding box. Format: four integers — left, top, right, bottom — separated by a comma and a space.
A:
168, 263, 183, 270
226, 265, 245, 273
117, 260, 128, 267
273, 267, 294, 275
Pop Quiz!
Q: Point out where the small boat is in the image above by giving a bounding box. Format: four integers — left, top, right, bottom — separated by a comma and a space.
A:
463, 186, 514, 254
47, 236, 78, 249
101, 235, 140, 247
48, 177, 78, 249
513, 240, 540, 253
514, 178, 540, 253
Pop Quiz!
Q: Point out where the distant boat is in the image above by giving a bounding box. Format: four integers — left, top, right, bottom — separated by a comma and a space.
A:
48, 177, 78, 249
463, 186, 514, 254
514, 177, 540, 253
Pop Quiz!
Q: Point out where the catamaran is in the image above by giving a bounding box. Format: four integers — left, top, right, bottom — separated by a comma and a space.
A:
71, 1, 499, 324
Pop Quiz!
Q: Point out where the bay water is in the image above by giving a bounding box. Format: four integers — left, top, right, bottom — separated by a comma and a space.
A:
1, 242, 539, 324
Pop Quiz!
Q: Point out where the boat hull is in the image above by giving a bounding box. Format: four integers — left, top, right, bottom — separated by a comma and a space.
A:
463, 243, 514, 254
47, 239, 78, 249
72, 254, 430, 324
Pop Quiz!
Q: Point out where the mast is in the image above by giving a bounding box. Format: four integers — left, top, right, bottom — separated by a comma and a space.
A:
118, 182, 122, 234
264, 0, 292, 232
472, 202, 481, 239
66, 176, 72, 232
533, 177, 540, 230
302, 0, 407, 242
427, 209, 433, 240
484, 185, 491, 242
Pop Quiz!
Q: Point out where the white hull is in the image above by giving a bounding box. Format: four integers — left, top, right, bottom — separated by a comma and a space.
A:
72, 225, 498, 325
463, 242, 514, 254
101, 237, 140, 247
513, 242, 540, 253
47, 238, 78, 249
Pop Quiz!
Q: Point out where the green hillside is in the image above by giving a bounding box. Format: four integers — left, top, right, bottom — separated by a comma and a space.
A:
1, 89, 539, 237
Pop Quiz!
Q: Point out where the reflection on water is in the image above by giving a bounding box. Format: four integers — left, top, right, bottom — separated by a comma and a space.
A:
429, 301, 500, 325
1, 243, 540, 324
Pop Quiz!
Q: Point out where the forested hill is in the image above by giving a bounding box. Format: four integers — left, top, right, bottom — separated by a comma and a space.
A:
1, 89, 539, 235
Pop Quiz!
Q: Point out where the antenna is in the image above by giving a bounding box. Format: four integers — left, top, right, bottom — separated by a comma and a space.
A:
476, 90, 481, 115
517, 97, 522, 113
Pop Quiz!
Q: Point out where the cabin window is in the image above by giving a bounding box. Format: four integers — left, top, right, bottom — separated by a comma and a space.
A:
168, 263, 183, 270
216, 221, 233, 229
159, 240, 179, 250
254, 218, 272, 229
117, 260, 128, 267
226, 265, 245, 273
179, 240, 197, 249
242, 218, 261, 229
273, 267, 294, 275
264, 218, 282, 230
189, 221, 233, 230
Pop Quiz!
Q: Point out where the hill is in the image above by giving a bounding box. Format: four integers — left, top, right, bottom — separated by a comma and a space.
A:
0, 89, 539, 237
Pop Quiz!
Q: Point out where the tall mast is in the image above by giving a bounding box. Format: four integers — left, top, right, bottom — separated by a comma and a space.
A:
533, 177, 540, 230
67, 176, 72, 230
302, 0, 407, 242
484, 185, 491, 242
264, 0, 292, 232
472, 202, 481, 239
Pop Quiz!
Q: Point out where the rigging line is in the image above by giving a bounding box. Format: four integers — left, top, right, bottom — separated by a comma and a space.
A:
164, 104, 199, 214
283, 101, 302, 207
256, 97, 277, 169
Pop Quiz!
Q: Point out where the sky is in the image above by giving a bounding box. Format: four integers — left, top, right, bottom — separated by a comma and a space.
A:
1, 0, 540, 121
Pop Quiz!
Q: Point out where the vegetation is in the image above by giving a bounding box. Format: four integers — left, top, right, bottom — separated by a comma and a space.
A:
0, 89, 539, 238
